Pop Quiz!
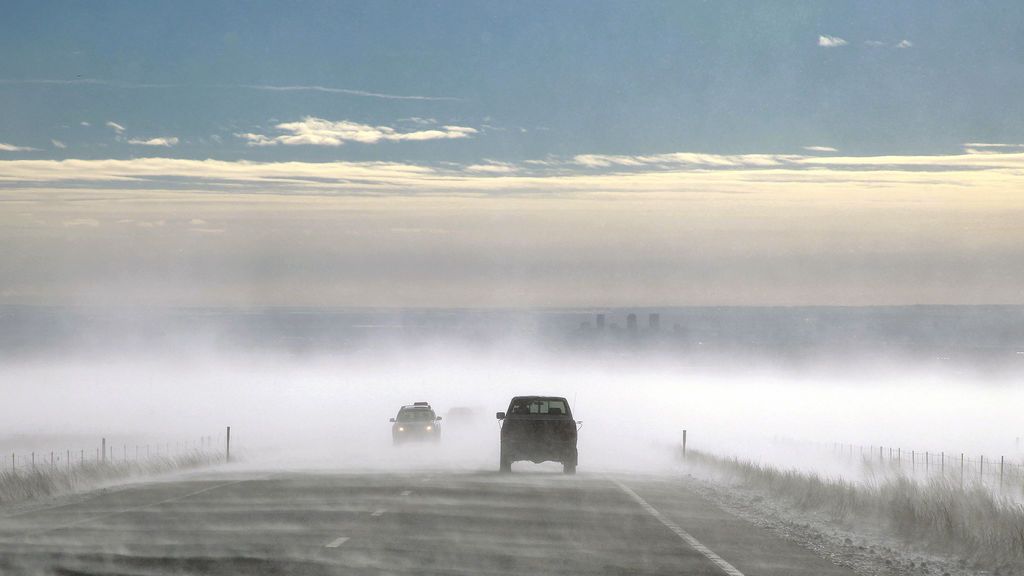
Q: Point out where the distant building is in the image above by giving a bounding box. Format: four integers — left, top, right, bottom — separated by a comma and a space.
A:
649, 313, 660, 331
627, 313, 638, 333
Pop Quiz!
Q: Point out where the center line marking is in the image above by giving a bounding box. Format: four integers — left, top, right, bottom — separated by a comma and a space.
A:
611, 479, 745, 576
324, 536, 350, 548
371, 508, 386, 516
400, 490, 412, 496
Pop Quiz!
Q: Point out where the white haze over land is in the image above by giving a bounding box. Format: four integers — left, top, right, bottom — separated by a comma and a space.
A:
3, 343, 1021, 481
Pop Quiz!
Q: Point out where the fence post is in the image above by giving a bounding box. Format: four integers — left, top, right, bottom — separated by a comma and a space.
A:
226, 426, 231, 463
980, 455, 984, 483
941, 451, 944, 474
101, 438, 106, 463
960, 453, 964, 488
31, 452, 35, 470
11, 452, 14, 474
1000, 456, 1004, 488
682, 429, 687, 459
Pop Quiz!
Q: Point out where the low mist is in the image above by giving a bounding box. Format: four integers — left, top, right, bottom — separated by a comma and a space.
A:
3, 329, 1022, 480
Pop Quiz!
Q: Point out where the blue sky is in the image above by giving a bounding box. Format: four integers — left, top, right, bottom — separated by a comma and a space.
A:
2, 0, 1023, 162
2, 2, 1024, 307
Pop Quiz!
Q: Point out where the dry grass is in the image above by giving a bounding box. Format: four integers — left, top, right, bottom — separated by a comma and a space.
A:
687, 450, 1024, 568
0, 452, 223, 505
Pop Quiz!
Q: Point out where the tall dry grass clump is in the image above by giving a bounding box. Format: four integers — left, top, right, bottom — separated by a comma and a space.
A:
687, 450, 1024, 566
0, 451, 223, 505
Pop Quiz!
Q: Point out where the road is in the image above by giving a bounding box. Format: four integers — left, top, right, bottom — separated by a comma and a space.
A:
0, 468, 858, 575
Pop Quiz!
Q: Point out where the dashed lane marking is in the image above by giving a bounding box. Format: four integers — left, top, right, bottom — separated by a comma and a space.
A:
371, 508, 386, 517
324, 536, 350, 548
611, 479, 746, 576
400, 490, 412, 496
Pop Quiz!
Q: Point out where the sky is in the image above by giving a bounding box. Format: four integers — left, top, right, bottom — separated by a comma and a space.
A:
1, 0, 1023, 307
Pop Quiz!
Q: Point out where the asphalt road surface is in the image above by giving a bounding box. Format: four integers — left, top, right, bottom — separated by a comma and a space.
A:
0, 468, 858, 575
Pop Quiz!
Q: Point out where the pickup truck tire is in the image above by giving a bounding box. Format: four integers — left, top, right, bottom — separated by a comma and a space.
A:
562, 462, 576, 475
499, 450, 512, 473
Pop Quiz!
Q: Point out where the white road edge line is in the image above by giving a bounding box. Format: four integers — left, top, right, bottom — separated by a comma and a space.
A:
611, 479, 746, 576
325, 536, 350, 548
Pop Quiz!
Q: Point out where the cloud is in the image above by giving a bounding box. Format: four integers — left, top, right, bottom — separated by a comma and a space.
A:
61, 218, 100, 227
0, 143, 39, 152
237, 117, 477, 147
0, 78, 174, 89
126, 136, 179, 147
106, 121, 126, 134
238, 84, 461, 102
80, 121, 91, 127
896, 40, 913, 49
963, 142, 1024, 154
864, 40, 886, 47
0, 78, 462, 101
465, 161, 517, 174
818, 35, 848, 48
51, 139, 67, 149
803, 146, 838, 153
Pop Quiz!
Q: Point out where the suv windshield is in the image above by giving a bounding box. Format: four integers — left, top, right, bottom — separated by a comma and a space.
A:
509, 398, 568, 416
397, 409, 436, 422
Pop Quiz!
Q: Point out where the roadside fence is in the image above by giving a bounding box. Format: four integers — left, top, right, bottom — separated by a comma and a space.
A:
4, 429, 232, 476
830, 442, 1024, 490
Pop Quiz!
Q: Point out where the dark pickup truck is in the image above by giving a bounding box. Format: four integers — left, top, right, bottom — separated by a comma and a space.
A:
496, 396, 579, 474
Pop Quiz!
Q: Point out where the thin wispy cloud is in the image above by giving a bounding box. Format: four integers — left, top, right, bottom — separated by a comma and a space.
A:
465, 161, 518, 174
803, 146, 838, 153
818, 35, 848, 48
963, 142, 1024, 154
0, 143, 39, 152
865, 40, 886, 47
105, 121, 126, 134
238, 84, 461, 102
80, 121, 91, 127
237, 117, 477, 147
51, 139, 67, 149
0, 78, 176, 89
126, 136, 179, 147
896, 40, 914, 49
0, 78, 462, 102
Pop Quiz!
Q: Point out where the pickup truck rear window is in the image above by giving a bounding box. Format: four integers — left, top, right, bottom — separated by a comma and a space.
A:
509, 399, 568, 416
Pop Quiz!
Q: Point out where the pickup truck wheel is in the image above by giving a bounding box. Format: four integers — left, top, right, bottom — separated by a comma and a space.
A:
562, 462, 576, 475
499, 451, 512, 473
